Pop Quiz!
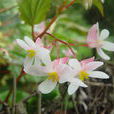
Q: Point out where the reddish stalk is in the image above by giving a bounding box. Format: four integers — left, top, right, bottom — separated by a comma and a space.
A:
36, 0, 76, 39
46, 32, 76, 57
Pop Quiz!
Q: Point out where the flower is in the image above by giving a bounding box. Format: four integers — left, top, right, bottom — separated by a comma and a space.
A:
101, 0, 104, 3
63, 49, 74, 57
16, 36, 51, 70
24, 57, 72, 94
87, 23, 114, 60
67, 57, 109, 95
34, 22, 46, 34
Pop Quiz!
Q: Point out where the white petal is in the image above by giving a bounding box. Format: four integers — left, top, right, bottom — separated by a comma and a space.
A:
68, 59, 81, 71
34, 55, 41, 65
24, 56, 34, 71
102, 41, 114, 51
68, 83, 79, 95
38, 79, 57, 94
24, 36, 36, 48
84, 61, 103, 71
59, 65, 75, 83
24, 64, 47, 76
69, 78, 88, 87
89, 71, 109, 79
38, 48, 51, 65
16, 39, 29, 50
100, 29, 109, 40
97, 48, 110, 60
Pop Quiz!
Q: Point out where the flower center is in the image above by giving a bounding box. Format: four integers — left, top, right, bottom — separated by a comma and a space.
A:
79, 71, 89, 81
27, 49, 36, 58
48, 72, 59, 82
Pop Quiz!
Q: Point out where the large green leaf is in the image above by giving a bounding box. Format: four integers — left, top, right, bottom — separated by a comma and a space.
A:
18, 0, 51, 25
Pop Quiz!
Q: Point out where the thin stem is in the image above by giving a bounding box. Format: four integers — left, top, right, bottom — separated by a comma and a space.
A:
0, 5, 17, 14
36, 0, 76, 39
64, 95, 69, 114
72, 94, 79, 114
5, 68, 25, 103
32, 25, 35, 41
37, 93, 42, 114
46, 32, 76, 57
12, 75, 16, 114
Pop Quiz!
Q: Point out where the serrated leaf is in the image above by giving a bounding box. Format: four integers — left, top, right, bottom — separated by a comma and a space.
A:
18, 0, 51, 25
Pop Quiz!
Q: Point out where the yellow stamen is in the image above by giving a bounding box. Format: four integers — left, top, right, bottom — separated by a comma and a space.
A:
48, 72, 59, 82
79, 71, 89, 81
27, 49, 36, 58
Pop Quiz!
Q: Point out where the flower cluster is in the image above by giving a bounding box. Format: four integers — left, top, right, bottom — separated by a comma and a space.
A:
16, 22, 112, 95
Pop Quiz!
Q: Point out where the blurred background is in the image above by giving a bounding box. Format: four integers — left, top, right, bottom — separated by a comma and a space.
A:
0, 0, 114, 114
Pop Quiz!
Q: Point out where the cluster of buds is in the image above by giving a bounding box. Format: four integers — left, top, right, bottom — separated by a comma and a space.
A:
16, 22, 113, 95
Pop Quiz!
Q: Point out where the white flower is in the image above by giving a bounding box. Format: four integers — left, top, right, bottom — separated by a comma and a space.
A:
87, 22, 114, 60
24, 57, 72, 94
67, 57, 109, 95
16, 36, 51, 71
34, 22, 46, 33
101, 0, 104, 3
63, 49, 75, 57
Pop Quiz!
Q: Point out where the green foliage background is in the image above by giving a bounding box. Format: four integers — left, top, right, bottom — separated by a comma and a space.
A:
0, 0, 114, 113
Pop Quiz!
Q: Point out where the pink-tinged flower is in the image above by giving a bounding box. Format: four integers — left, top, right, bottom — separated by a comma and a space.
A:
34, 22, 46, 34
87, 23, 114, 60
34, 22, 50, 34
101, 0, 104, 3
24, 57, 72, 94
63, 49, 74, 57
67, 57, 109, 95
16, 36, 51, 71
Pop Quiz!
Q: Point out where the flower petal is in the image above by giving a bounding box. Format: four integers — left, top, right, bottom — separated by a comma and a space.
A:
68, 59, 81, 71
97, 48, 110, 60
68, 78, 87, 95
100, 29, 109, 40
84, 61, 103, 71
35, 38, 43, 47
53, 57, 69, 67
102, 41, 114, 51
38, 79, 57, 94
89, 71, 109, 79
38, 48, 51, 65
24, 64, 47, 76
70, 78, 88, 87
24, 36, 36, 48
81, 57, 95, 65
68, 83, 79, 95
24, 56, 34, 71
34, 22, 45, 33
59, 65, 75, 83
87, 23, 99, 47
16, 39, 29, 50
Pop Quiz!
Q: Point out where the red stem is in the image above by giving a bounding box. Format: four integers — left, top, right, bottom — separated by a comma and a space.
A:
36, 0, 76, 39
46, 32, 76, 57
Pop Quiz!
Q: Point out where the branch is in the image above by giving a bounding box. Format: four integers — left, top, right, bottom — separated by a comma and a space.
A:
4, 68, 25, 103
36, 0, 76, 39
85, 81, 114, 88
46, 32, 76, 57
0, 5, 17, 14
22, 91, 38, 103
12, 75, 16, 114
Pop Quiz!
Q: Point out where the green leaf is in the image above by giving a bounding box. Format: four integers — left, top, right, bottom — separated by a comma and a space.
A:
93, 0, 104, 16
18, 0, 51, 25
